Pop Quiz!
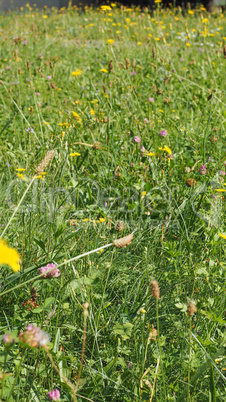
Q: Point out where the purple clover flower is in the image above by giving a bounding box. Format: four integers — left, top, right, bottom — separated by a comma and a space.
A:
47, 389, 61, 401
134, 136, 141, 143
3, 333, 14, 345
159, 130, 167, 137
131, 70, 136, 75
148, 97, 154, 102
38, 263, 60, 278
26, 127, 34, 133
199, 164, 207, 175
19, 324, 50, 347
22, 40, 28, 45
219, 170, 226, 176
47, 75, 52, 80
35, 92, 41, 96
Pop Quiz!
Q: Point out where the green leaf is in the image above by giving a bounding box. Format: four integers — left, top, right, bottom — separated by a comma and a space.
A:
113, 322, 133, 340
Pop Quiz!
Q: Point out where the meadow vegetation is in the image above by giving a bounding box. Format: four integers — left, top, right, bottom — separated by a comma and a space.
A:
0, 2, 226, 401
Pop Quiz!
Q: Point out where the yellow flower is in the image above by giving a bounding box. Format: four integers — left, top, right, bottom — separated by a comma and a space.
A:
155, 37, 160, 41
43, 15, 48, 19
159, 146, 172, 155
186, 43, 191, 47
100, 68, 108, 73
111, 3, 116, 6
0, 239, 21, 272
218, 233, 226, 240
154, 0, 162, 3
16, 168, 26, 172
72, 111, 80, 119
141, 191, 147, 197
101, 5, 111, 11
141, 308, 146, 313
17, 173, 27, 181
71, 69, 82, 76
215, 189, 226, 192
202, 18, 209, 23
107, 39, 114, 45
90, 109, 95, 115
188, 10, 194, 14
70, 152, 81, 157
116, 30, 121, 34
147, 152, 155, 156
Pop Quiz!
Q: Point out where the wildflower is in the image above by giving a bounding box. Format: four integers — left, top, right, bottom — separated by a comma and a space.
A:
198, 164, 207, 175
218, 233, 226, 240
17, 173, 27, 181
187, 301, 197, 316
0, 239, 21, 272
38, 263, 60, 278
159, 130, 167, 137
35, 92, 41, 95
147, 152, 155, 156
159, 146, 172, 155
47, 389, 61, 401
100, 68, 108, 73
101, 5, 111, 11
70, 152, 81, 157
141, 308, 146, 314
18, 324, 50, 348
3, 333, 15, 346
134, 136, 141, 143
26, 127, 34, 133
46, 75, 52, 80
107, 39, 114, 45
16, 168, 26, 172
219, 171, 226, 176
202, 18, 209, 24
131, 70, 136, 75
215, 189, 226, 192
71, 69, 82, 76
151, 280, 160, 299
186, 43, 191, 47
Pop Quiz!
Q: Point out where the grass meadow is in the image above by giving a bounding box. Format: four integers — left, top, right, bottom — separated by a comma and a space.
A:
0, 2, 226, 401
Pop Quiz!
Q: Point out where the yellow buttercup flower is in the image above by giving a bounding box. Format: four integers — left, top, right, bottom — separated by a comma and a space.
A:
17, 173, 27, 181
70, 152, 81, 157
215, 189, 226, 192
0, 239, 21, 272
16, 168, 26, 172
218, 233, 226, 240
147, 152, 155, 156
107, 39, 114, 45
71, 69, 82, 77
100, 68, 108, 73
159, 146, 172, 155
101, 5, 111, 11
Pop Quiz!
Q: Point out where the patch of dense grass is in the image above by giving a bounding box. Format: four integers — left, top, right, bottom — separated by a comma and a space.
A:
0, 3, 225, 401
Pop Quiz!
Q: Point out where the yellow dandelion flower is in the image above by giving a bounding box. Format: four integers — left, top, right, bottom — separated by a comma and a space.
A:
71, 69, 82, 77
17, 173, 27, 181
43, 15, 48, 19
16, 168, 26, 172
100, 68, 108, 73
159, 146, 172, 155
72, 111, 80, 119
186, 43, 191, 47
218, 233, 226, 240
202, 18, 209, 23
107, 39, 114, 45
215, 189, 226, 192
70, 152, 81, 157
147, 152, 155, 156
90, 109, 95, 115
0, 239, 21, 272
155, 37, 160, 41
188, 10, 194, 14
101, 5, 111, 11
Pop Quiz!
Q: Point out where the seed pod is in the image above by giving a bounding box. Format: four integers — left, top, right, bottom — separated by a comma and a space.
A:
35, 150, 55, 175
224, 45, 226, 59
113, 233, 133, 248
187, 300, 197, 316
116, 220, 124, 232
109, 59, 113, 73
151, 280, 160, 299
125, 58, 130, 69
164, 76, 170, 86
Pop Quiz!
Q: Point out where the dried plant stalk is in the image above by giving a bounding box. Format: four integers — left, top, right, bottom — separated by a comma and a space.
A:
35, 150, 55, 175
113, 233, 133, 248
151, 280, 160, 299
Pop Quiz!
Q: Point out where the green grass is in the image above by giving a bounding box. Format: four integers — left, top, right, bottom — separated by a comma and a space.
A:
0, 3, 226, 401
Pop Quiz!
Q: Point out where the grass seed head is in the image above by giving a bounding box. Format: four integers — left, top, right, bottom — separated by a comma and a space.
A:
113, 233, 133, 248
151, 280, 160, 299
35, 150, 55, 175
187, 300, 197, 316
